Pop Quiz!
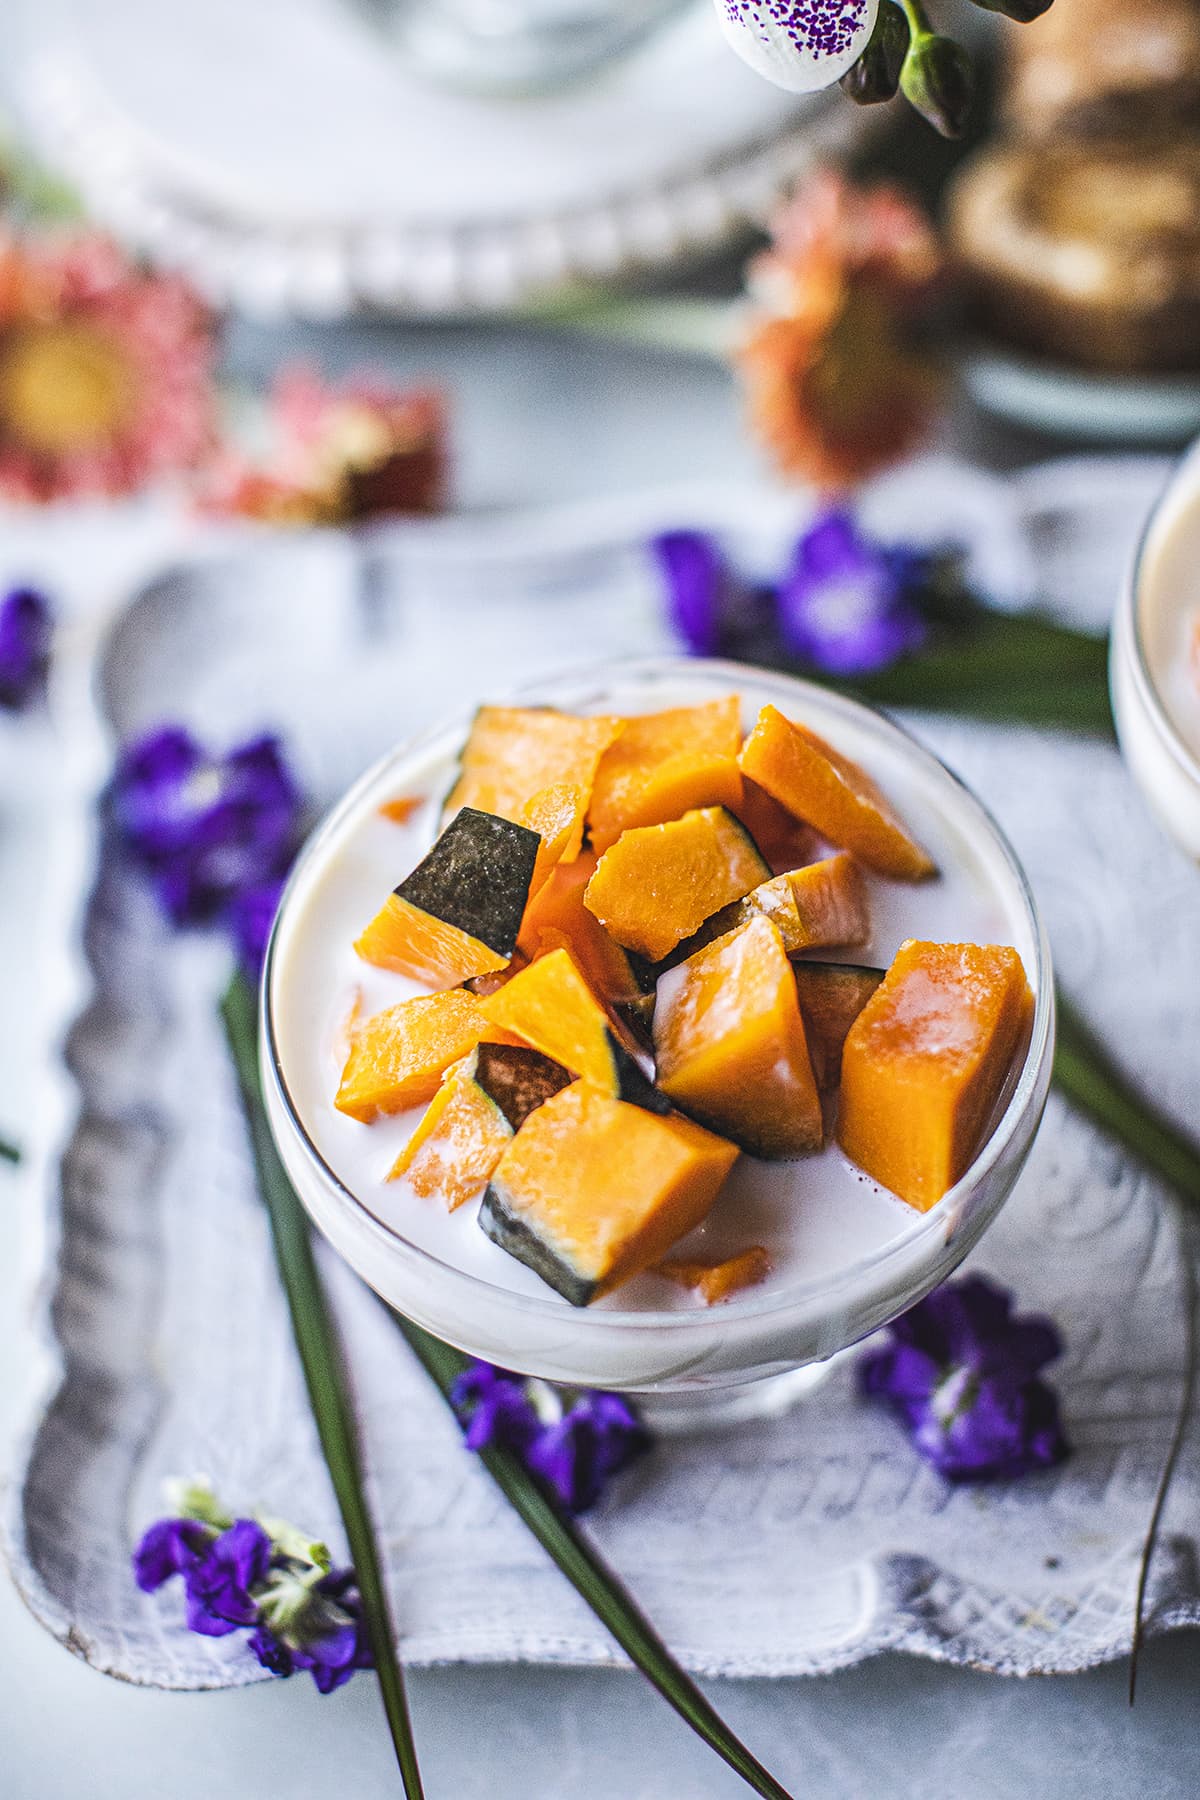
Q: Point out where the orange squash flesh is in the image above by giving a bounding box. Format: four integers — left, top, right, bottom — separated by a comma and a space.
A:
739, 705, 936, 882
445, 706, 621, 840
480, 946, 662, 1110
378, 794, 424, 824
389, 1057, 512, 1209
837, 939, 1033, 1211
517, 848, 643, 1006
786, 852, 870, 951
587, 696, 743, 853
520, 781, 587, 892
734, 777, 818, 875
584, 805, 770, 963
480, 1081, 739, 1305
655, 1245, 772, 1304
335, 990, 489, 1122
791, 961, 885, 1091
653, 914, 824, 1158
355, 891, 509, 988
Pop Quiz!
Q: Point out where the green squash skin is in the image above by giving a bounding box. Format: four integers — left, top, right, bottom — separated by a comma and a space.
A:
396, 805, 540, 959
478, 1183, 598, 1307
622, 812, 773, 986
607, 1030, 672, 1116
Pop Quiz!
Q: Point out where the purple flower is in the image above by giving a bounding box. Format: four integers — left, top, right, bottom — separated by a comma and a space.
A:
183, 1518, 273, 1635
450, 1362, 541, 1456
111, 726, 303, 926
132, 1516, 214, 1592
776, 510, 927, 676
451, 1361, 649, 1515
133, 1483, 373, 1694
526, 1391, 648, 1514
653, 531, 735, 657
858, 1273, 1068, 1483
0, 586, 53, 709
227, 877, 285, 980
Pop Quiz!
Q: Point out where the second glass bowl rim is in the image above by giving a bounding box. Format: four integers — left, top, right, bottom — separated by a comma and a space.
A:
262, 653, 1054, 1333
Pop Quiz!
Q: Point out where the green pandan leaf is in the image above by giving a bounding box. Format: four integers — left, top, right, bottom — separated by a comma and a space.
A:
223, 968, 794, 1800
221, 973, 425, 1799
0, 1133, 19, 1164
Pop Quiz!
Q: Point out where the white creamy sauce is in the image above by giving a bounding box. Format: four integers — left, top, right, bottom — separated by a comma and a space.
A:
272, 678, 1034, 1315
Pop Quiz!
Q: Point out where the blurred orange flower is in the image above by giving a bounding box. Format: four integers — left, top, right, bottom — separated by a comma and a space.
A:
737, 169, 943, 493
203, 366, 447, 526
0, 232, 214, 502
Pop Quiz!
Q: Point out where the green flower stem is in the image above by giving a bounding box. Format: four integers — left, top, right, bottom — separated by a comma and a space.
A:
392, 1313, 796, 1800
1053, 991, 1200, 1207
896, 0, 935, 40
0, 1134, 19, 1165
221, 972, 424, 1799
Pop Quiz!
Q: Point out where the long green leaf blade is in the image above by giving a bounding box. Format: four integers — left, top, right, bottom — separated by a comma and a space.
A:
221, 972, 424, 1797
0, 1133, 19, 1164
1053, 990, 1200, 1206
392, 1313, 796, 1800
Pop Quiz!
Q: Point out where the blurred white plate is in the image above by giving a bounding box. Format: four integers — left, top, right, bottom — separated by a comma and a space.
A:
19, 0, 869, 320
960, 340, 1200, 447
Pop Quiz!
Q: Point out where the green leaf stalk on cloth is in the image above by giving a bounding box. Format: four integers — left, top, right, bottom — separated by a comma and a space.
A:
220, 971, 425, 1799
223, 970, 795, 1800
1051, 989, 1200, 1699
0, 1134, 20, 1164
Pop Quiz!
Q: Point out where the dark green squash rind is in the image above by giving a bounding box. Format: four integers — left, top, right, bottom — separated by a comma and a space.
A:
607, 1030, 672, 1115
396, 806, 540, 959
790, 959, 886, 1091
472, 1041, 571, 1131
479, 1183, 597, 1307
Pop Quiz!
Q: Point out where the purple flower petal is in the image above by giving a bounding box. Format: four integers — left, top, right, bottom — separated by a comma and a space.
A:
776, 509, 927, 677
111, 725, 304, 926
525, 1393, 648, 1514
225, 878, 285, 980
249, 1624, 294, 1676
652, 531, 737, 658
132, 1517, 213, 1592
184, 1518, 273, 1630
0, 587, 53, 710
858, 1273, 1069, 1484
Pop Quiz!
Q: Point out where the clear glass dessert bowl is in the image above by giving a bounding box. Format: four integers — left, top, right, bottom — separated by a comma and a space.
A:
1111, 438, 1200, 864
261, 658, 1054, 1423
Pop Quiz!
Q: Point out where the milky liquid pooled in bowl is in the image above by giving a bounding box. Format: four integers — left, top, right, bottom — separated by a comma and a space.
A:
272, 675, 1035, 1317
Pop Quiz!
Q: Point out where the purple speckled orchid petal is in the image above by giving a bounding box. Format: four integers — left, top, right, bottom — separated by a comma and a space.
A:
714, 0, 879, 95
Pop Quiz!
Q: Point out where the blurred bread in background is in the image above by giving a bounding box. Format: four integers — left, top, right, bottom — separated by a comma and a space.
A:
946, 137, 1200, 370
946, 0, 1200, 372
1003, 0, 1200, 137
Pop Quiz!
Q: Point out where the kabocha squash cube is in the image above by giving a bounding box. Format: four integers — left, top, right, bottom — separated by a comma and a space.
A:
389, 1055, 513, 1209
838, 939, 1033, 1211
444, 706, 622, 846
654, 914, 824, 1158
517, 848, 645, 1010
655, 1245, 772, 1304
791, 961, 885, 1091
739, 705, 936, 882
786, 853, 870, 951
389, 1041, 570, 1207
355, 806, 540, 988
587, 697, 743, 853
656, 852, 869, 975
733, 777, 818, 875
335, 990, 489, 1122
479, 1082, 739, 1305
480, 946, 666, 1113
584, 805, 770, 963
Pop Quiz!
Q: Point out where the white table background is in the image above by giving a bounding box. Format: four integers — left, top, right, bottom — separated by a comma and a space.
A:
2, 309, 1199, 1798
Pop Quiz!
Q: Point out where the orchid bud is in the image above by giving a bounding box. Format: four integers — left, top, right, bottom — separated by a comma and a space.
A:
963, 0, 1053, 19
840, 1, 910, 104
713, 0, 881, 94
900, 32, 974, 138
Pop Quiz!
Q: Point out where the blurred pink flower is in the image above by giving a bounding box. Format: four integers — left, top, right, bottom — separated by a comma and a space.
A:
203, 365, 447, 525
0, 231, 215, 502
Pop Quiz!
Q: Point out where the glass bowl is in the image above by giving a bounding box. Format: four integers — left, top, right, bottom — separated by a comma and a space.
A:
262, 658, 1054, 1423
1111, 440, 1200, 864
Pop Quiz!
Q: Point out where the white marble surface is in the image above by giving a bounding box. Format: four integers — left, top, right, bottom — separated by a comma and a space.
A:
2, 315, 1198, 1795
